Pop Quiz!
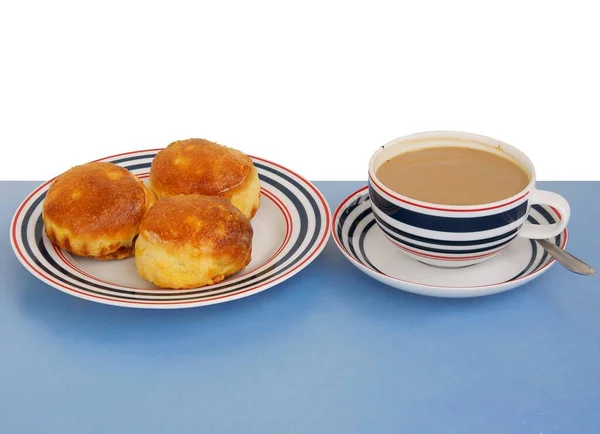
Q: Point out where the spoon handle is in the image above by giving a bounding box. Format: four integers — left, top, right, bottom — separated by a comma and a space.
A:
537, 239, 596, 276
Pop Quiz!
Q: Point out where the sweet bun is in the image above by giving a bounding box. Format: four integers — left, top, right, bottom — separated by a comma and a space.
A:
148, 138, 260, 219
42, 162, 156, 260
135, 194, 253, 289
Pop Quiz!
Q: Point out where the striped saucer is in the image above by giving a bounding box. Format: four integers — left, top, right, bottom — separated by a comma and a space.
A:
333, 187, 568, 298
11, 150, 331, 309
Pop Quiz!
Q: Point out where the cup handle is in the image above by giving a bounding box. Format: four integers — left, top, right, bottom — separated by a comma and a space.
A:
518, 189, 570, 239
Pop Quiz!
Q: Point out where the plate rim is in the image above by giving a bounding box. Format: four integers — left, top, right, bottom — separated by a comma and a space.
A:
332, 186, 568, 296
10, 149, 331, 309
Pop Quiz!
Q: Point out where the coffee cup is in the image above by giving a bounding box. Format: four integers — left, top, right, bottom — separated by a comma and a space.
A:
368, 131, 570, 268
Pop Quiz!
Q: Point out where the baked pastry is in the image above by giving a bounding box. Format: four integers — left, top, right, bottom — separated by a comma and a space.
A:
42, 162, 156, 260
148, 138, 260, 219
135, 194, 253, 289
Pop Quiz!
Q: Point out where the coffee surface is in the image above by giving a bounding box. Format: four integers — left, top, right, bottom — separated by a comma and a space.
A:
376, 146, 530, 205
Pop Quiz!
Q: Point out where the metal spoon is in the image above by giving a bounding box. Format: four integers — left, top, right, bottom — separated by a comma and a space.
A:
536, 239, 596, 276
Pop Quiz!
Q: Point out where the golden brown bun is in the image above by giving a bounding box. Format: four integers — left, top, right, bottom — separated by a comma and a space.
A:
42, 162, 156, 260
135, 195, 253, 289
148, 138, 260, 219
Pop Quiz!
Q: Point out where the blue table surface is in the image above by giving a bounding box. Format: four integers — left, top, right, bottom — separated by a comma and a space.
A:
1, 181, 599, 434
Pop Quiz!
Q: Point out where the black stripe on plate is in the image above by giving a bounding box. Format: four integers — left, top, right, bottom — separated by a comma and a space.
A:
346, 208, 372, 260
110, 153, 158, 165
507, 207, 559, 280
508, 239, 538, 281
123, 163, 153, 172
21, 160, 324, 301
359, 219, 382, 272
336, 207, 383, 271
336, 193, 370, 251
530, 205, 560, 273
369, 186, 529, 233
508, 212, 548, 280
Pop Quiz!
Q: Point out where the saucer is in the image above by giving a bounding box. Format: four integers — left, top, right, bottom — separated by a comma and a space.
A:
332, 187, 568, 298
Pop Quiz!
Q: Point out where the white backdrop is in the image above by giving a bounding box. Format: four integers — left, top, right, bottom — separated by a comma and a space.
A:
1, 0, 598, 181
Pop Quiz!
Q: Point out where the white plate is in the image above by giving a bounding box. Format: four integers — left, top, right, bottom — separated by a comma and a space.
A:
332, 187, 568, 298
10, 149, 331, 308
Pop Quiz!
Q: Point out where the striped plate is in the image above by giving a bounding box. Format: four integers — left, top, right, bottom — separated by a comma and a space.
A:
333, 187, 568, 298
10, 150, 331, 308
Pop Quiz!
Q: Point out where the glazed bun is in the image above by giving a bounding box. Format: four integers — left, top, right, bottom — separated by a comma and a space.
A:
135, 194, 253, 289
148, 138, 260, 219
42, 162, 156, 260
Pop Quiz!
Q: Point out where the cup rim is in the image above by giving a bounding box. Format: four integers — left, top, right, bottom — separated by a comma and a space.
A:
368, 130, 537, 212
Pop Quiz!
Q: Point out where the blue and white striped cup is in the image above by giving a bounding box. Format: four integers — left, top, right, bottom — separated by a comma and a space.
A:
368, 131, 571, 268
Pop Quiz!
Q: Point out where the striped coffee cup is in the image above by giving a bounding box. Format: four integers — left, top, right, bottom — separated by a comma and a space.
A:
368, 131, 570, 268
